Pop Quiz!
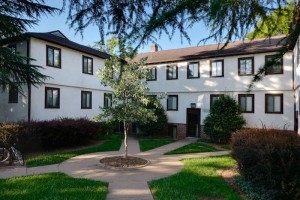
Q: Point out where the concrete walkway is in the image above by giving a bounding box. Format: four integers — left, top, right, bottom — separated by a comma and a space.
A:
0, 137, 230, 200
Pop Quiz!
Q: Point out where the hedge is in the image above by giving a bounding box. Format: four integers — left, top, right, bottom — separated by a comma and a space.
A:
0, 118, 101, 152
231, 128, 300, 199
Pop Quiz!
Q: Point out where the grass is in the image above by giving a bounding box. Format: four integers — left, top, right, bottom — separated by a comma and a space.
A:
26, 136, 123, 167
139, 139, 174, 152
149, 155, 242, 200
0, 172, 108, 200
164, 141, 219, 155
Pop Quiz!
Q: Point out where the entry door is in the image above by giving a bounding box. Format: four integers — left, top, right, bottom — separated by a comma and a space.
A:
186, 108, 201, 137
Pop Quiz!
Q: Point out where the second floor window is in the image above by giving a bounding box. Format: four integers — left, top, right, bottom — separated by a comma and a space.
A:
81, 91, 92, 109
147, 67, 157, 81
238, 57, 254, 75
104, 93, 112, 108
187, 62, 199, 78
166, 65, 178, 80
47, 45, 61, 68
82, 56, 93, 74
167, 95, 178, 110
211, 60, 224, 77
45, 87, 60, 108
265, 55, 283, 74
238, 94, 254, 113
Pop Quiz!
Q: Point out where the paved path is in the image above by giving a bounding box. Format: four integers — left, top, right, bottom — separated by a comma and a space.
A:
0, 137, 230, 200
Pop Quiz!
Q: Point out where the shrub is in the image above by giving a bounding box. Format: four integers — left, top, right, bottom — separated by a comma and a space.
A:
98, 119, 118, 135
0, 118, 101, 152
137, 99, 168, 136
204, 95, 246, 144
231, 128, 300, 199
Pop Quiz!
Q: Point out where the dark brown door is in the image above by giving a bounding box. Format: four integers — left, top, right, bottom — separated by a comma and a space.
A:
186, 108, 201, 137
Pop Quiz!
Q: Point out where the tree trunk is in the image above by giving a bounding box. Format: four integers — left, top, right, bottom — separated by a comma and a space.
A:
123, 120, 128, 158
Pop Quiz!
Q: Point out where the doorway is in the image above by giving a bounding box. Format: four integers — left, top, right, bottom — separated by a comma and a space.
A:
186, 108, 201, 137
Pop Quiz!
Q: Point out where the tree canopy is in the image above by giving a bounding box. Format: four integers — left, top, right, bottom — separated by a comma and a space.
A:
0, 0, 58, 91
247, 1, 296, 39
63, 0, 298, 49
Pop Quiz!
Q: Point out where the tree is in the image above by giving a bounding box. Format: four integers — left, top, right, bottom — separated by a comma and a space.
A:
137, 97, 168, 136
204, 95, 246, 144
246, 1, 296, 39
0, 0, 58, 91
94, 37, 157, 158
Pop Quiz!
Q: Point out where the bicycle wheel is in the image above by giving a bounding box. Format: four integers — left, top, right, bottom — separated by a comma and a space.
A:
0, 148, 10, 163
12, 147, 24, 166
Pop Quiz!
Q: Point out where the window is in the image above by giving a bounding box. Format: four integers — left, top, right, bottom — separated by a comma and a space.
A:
81, 91, 92, 109
46, 45, 61, 68
104, 93, 112, 108
167, 95, 178, 110
166, 65, 178, 80
82, 56, 93, 74
45, 87, 60, 108
147, 67, 157, 81
210, 60, 224, 77
265, 55, 283, 74
265, 94, 283, 114
168, 125, 177, 137
238, 94, 254, 113
8, 84, 18, 103
210, 94, 222, 108
238, 57, 254, 75
187, 62, 199, 78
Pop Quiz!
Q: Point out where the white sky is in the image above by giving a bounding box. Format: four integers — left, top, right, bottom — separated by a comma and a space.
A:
27, 1, 215, 53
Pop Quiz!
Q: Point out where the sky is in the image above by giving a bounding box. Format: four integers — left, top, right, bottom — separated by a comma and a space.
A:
27, 1, 214, 53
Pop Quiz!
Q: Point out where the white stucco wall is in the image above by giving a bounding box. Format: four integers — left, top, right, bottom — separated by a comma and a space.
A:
148, 51, 294, 130
27, 38, 109, 121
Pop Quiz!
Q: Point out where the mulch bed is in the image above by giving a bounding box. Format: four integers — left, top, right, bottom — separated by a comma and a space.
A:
99, 156, 149, 168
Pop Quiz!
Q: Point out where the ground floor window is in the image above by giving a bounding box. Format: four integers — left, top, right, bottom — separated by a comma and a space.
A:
81, 91, 92, 109
265, 94, 283, 114
45, 87, 60, 108
167, 95, 178, 110
238, 94, 254, 113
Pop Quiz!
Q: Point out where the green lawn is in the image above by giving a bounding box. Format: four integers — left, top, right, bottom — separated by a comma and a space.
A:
149, 155, 242, 200
0, 172, 107, 200
26, 139, 122, 167
139, 139, 174, 152
164, 141, 219, 155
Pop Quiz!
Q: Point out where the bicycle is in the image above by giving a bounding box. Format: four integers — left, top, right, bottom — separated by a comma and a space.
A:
0, 143, 24, 166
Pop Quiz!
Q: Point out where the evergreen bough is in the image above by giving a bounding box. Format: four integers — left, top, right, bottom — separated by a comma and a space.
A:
204, 95, 246, 144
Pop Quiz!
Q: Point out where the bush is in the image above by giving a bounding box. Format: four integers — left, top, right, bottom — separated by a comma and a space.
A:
0, 118, 101, 152
204, 95, 246, 144
137, 99, 168, 136
231, 128, 300, 199
98, 119, 118, 135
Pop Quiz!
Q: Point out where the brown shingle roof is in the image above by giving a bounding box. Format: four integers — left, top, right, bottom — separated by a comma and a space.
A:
27, 30, 110, 59
135, 35, 287, 64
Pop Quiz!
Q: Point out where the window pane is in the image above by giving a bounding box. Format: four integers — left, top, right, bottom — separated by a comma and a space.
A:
53, 90, 59, 107
274, 96, 281, 112
47, 89, 53, 107
47, 48, 53, 66
240, 97, 246, 111
246, 96, 252, 111
267, 96, 274, 112
54, 49, 60, 66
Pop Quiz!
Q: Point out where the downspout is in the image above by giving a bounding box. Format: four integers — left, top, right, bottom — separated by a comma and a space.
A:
27, 39, 31, 122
